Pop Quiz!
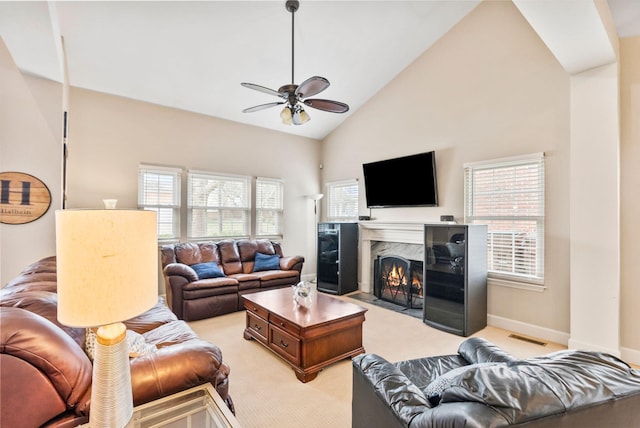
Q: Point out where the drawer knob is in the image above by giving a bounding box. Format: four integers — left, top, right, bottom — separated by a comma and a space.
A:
280, 340, 289, 348
279, 322, 284, 326
254, 324, 262, 331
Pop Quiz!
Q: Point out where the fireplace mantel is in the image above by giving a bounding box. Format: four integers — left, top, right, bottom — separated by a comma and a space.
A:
359, 221, 425, 245
359, 222, 429, 293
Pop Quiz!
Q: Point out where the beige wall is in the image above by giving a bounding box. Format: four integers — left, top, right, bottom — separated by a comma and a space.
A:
0, 38, 63, 285
322, 1, 571, 339
569, 62, 620, 354
1, 3, 638, 362
620, 36, 640, 357
65, 87, 323, 280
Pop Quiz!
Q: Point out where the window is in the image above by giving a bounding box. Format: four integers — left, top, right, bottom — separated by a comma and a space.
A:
256, 177, 284, 237
464, 153, 545, 286
326, 179, 359, 221
138, 165, 181, 241
188, 171, 251, 239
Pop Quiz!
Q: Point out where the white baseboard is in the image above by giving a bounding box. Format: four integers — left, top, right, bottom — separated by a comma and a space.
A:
620, 347, 640, 366
567, 338, 621, 357
487, 314, 570, 346
488, 314, 640, 366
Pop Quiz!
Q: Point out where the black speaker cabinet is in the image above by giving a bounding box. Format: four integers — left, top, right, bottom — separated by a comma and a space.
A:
423, 224, 487, 336
317, 222, 358, 295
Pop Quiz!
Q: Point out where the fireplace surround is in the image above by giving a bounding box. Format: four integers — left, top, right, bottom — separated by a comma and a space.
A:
359, 222, 425, 294
374, 255, 423, 309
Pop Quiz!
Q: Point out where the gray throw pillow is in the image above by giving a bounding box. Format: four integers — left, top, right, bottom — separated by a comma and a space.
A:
423, 362, 500, 405
85, 328, 157, 361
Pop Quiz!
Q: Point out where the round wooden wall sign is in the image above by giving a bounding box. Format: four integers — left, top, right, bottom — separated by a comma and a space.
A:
0, 171, 52, 225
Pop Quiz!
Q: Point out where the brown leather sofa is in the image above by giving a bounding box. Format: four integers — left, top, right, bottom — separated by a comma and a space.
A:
0, 257, 234, 428
161, 239, 305, 321
353, 337, 640, 428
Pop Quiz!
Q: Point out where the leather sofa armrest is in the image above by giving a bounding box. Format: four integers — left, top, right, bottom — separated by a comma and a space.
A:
0, 307, 92, 417
352, 353, 431, 427
130, 339, 229, 406
164, 263, 198, 281
458, 337, 517, 364
280, 255, 305, 271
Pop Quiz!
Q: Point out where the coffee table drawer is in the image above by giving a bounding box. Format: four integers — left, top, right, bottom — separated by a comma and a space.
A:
269, 325, 300, 365
246, 311, 268, 344
269, 313, 300, 336
245, 301, 269, 320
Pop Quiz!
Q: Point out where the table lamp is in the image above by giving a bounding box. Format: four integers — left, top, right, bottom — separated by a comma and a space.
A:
56, 209, 158, 428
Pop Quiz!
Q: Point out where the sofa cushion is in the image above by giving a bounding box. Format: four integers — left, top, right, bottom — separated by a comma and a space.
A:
124, 297, 177, 334
218, 240, 243, 275
174, 242, 203, 265
253, 252, 280, 272
141, 320, 200, 347
191, 262, 225, 279
198, 242, 221, 263
85, 328, 157, 361
0, 289, 86, 348
439, 362, 565, 424
423, 362, 502, 405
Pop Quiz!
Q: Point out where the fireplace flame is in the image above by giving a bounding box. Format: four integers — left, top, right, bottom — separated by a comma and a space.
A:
385, 264, 407, 287
375, 255, 423, 310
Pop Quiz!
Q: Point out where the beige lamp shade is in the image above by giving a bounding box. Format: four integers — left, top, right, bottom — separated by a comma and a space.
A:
56, 209, 158, 328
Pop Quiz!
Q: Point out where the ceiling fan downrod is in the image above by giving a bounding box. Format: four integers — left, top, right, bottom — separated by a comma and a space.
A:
286, 0, 299, 85
239, 0, 349, 123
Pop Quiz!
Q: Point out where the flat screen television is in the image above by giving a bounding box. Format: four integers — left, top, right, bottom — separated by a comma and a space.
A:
363, 151, 438, 208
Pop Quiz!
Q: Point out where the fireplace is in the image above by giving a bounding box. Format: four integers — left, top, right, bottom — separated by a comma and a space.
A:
374, 255, 423, 309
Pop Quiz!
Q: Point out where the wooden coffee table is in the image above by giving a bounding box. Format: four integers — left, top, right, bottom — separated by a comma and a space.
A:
242, 287, 367, 382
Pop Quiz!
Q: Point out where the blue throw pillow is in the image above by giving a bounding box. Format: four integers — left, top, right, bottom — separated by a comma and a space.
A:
253, 252, 280, 272
191, 262, 225, 279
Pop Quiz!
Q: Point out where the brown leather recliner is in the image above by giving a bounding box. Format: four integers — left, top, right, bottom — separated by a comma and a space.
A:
0, 257, 234, 428
161, 239, 305, 321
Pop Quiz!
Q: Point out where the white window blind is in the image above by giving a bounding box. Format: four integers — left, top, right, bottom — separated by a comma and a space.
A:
138, 165, 181, 241
188, 171, 250, 239
256, 177, 284, 237
464, 153, 545, 285
326, 179, 359, 221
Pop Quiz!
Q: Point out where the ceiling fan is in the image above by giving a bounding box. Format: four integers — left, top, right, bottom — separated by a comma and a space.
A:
241, 0, 349, 125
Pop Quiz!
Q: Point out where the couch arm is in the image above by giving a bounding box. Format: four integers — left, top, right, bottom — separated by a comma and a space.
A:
458, 337, 517, 364
0, 307, 92, 427
280, 255, 304, 272
130, 339, 231, 409
163, 263, 199, 319
352, 354, 431, 428
164, 263, 198, 282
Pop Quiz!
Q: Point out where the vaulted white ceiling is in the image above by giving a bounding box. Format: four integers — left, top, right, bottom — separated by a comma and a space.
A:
1, 1, 635, 140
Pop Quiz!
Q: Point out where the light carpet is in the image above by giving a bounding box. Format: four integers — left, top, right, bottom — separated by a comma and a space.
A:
188, 294, 565, 428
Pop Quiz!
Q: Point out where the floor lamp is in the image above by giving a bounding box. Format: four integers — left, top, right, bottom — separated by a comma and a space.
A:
56, 209, 158, 428
307, 194, 324, 283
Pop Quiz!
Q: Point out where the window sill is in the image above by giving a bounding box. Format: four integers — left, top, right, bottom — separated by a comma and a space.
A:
488, 276, 546, 293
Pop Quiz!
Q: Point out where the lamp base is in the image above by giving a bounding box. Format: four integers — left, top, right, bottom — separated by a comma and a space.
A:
90, 322, 133, 428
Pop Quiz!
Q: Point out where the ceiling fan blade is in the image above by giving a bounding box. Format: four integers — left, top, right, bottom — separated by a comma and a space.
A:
303, 99, 350, 113
242, 102, 285, 113
241, 82, 282, 97
295, 76, 330, 98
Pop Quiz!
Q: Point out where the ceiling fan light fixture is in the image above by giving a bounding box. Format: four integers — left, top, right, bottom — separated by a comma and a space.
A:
241, 0, 349, 125
280, 106, 293, 125
299, 108, 310, 124
292, 106, 310, 125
